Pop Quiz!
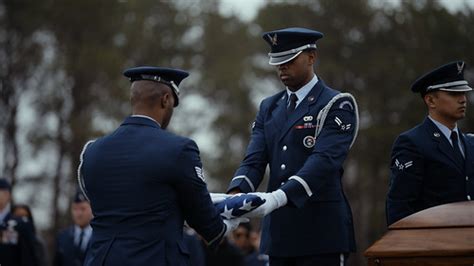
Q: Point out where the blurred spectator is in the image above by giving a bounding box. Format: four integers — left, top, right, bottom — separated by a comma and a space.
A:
12, 204, 49, 266
203, 235, 244, 266
53, 191, 92, 266
232, 223, 269, 266
183, 227, 206, 266
0, 178, 39, 266
249, 230, 260, 252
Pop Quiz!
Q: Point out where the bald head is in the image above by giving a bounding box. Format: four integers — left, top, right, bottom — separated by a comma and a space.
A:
130, 80, 176, 128
130, 80, 168, 108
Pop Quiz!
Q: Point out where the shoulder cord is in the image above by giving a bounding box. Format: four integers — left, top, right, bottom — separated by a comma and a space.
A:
77, 140, 96, 202
314, 93, 359, 148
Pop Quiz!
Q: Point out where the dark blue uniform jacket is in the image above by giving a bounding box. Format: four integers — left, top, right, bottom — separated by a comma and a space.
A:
387, 117, 474, 225
54, 226, 90, 266
228, 79, 357, 257
0, 212, 38, 266
81, 116, 225, 266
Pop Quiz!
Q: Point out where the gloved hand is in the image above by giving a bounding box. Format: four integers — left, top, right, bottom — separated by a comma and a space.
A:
242, 189, 288, 218
209, 193, 232, 204
223, 217, 249, 237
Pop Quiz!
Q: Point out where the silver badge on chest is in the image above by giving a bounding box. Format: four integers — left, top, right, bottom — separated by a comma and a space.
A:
303, 136, 315, 148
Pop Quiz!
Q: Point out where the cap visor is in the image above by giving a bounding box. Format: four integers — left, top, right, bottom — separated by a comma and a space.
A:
268, 51, 302, 66
438, 85, 473, 92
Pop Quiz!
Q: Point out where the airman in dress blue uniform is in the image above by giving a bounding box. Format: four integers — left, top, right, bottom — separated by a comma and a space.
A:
387, 61, 474, 225
78, 67, 245, 266
0, 178, 38, 266
226, 27, 359, 266
54, 191, 93, 266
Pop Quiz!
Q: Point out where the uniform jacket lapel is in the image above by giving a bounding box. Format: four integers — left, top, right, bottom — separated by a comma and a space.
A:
459, 132, 472, 174
277, 80, 325, 142
270, 92, 288, 132
424, 118, 464, 172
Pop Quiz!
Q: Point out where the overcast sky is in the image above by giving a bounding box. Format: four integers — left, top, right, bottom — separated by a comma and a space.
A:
219, 0, 474, 22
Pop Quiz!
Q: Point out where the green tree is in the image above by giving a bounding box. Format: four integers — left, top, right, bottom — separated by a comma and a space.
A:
0, 0, 46, 187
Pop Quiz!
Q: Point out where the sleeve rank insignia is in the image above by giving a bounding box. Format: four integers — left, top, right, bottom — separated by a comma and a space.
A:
334, 116, 351, 131
194, 166, 205, 181
395, 159, 413, 170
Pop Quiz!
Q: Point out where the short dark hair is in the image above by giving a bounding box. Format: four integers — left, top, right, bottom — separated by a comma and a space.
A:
0, 178, 11, 191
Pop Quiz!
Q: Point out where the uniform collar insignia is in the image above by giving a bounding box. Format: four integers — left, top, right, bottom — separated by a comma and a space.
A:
433, 132, 440, 137
308, 95, 315, 102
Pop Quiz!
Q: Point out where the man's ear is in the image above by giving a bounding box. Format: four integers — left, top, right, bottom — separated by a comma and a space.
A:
424, 92, 437, 108
307, 50, 317, 66
161, 92, 171, 108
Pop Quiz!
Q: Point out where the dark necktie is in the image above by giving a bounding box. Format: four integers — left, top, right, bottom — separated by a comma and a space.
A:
450, 131, 464, 163
77, 229, 85, 251
287, 93, 298, 116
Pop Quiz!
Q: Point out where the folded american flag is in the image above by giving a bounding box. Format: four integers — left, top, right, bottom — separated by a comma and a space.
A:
214, 194, 265, 219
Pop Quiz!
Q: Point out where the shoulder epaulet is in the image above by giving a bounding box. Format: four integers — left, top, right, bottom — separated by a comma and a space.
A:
466, 133, 474, 138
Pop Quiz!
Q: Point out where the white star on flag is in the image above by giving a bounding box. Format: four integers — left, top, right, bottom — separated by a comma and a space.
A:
221, 205, 235, 219
239, 199, 254, 211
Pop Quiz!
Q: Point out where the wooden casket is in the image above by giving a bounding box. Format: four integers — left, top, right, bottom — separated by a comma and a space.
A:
364, 201, 474, 265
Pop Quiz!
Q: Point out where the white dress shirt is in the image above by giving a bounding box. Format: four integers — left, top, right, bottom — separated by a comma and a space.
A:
74, 224, 92, 251
428, 116, 465, 157
286, 74, 319, 108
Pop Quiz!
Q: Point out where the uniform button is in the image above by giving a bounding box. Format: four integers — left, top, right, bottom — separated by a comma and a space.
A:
468, 195, 472, 201
280, 164, 286, 170
281, 182, 285, 186
282, 145, 287, 151
466, 176, 469, 181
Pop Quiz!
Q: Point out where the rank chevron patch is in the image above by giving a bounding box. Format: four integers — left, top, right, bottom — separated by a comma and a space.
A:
395, 159, 413, 170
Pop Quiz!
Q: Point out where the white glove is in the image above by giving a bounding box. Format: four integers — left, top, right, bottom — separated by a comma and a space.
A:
242, 189, 288, 218
210, 193, 233, 204
223, 217, 249, 236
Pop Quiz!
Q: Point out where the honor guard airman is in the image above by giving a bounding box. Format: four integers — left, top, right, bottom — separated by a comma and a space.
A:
387, 61, 474, 225
78, 66, 246, 266
226, 27, 359, 266
0, 178, 39, 266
